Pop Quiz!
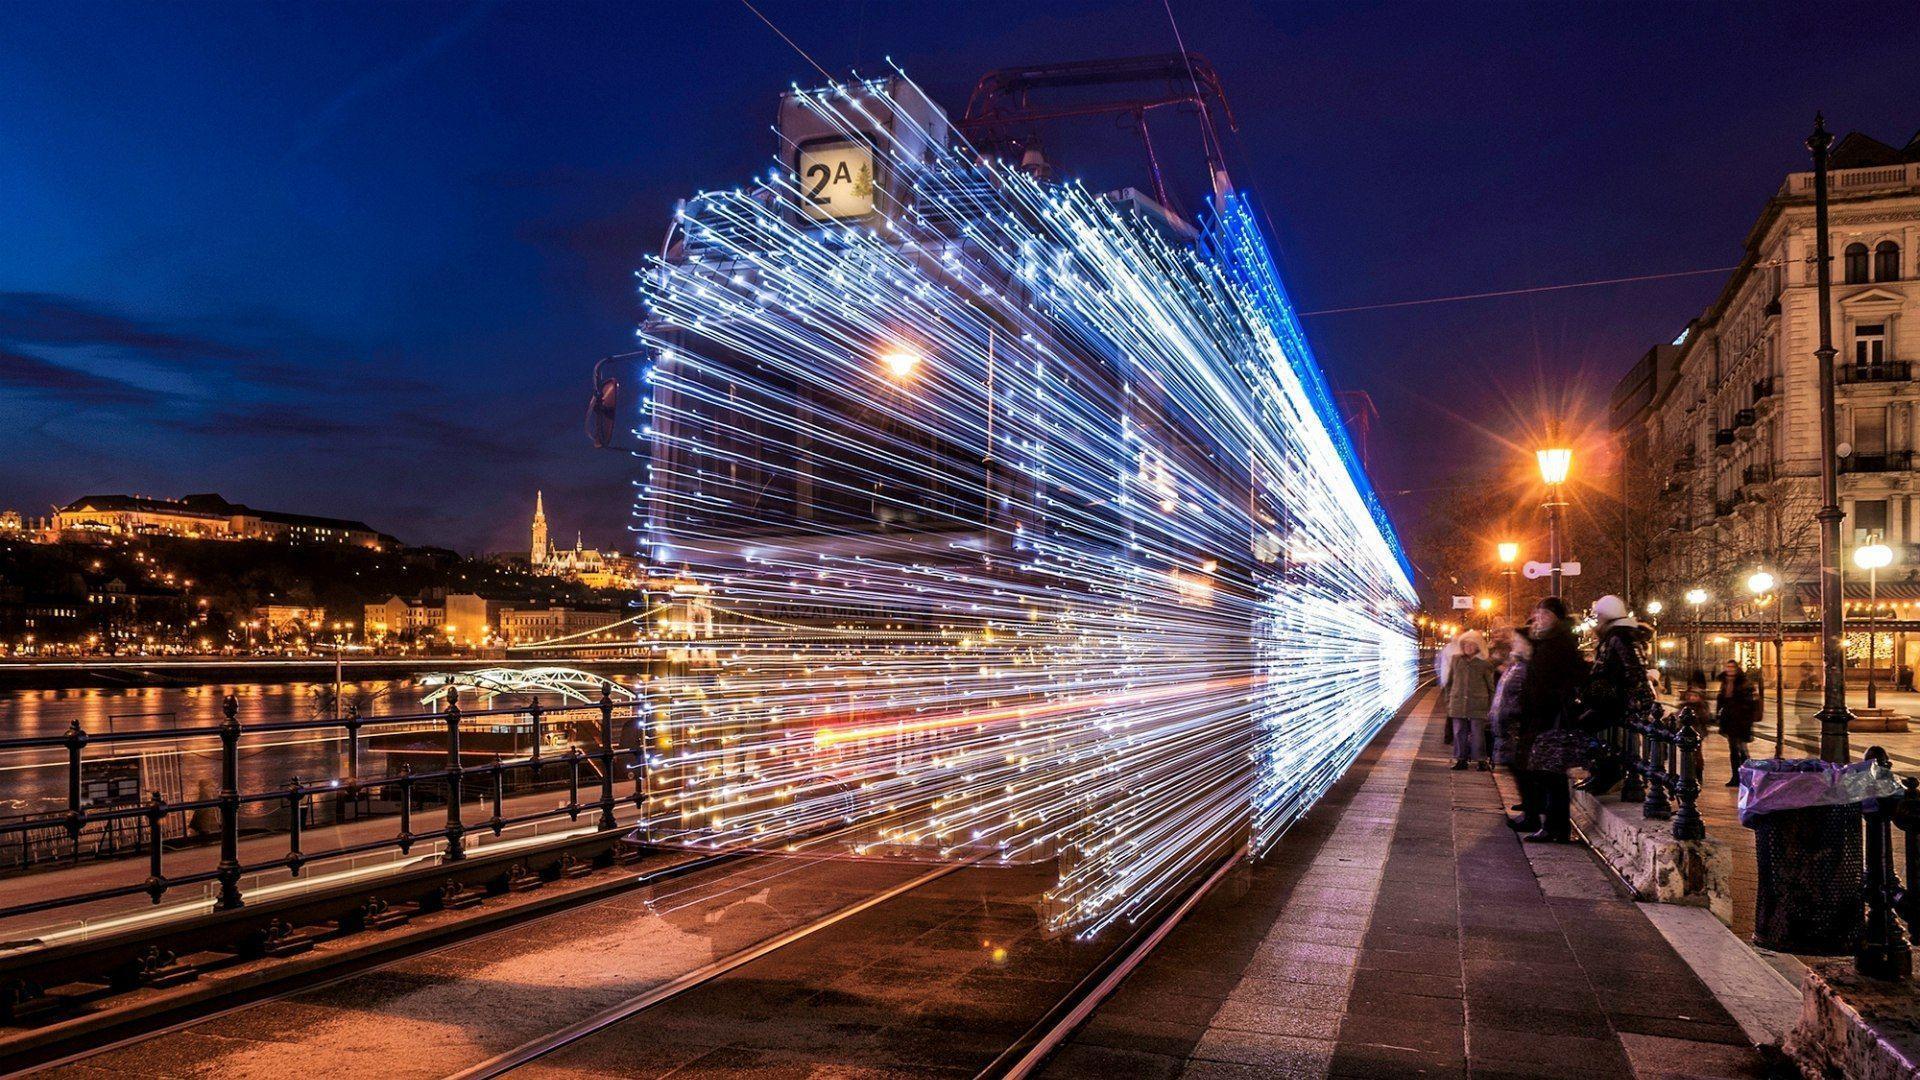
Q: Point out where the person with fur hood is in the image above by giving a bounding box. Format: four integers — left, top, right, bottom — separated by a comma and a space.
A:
1586, 595, 1655, 731
1445, 635, 1498, 770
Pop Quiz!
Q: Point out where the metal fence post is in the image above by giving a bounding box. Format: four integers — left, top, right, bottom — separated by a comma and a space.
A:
1859, 748, 1912, 979
342, 702, 361, 791
1671, 722, 1705, 841
215, 694, 244, 909
444, 689, 465, 861
1897, 776, 1920, 933
144, 791, 167, 903
1645, 708, 1678, 820
1619, 720, 1645, 804
63, 720, 87, 854
528, 699, 543, 780
597, 684, 616, 831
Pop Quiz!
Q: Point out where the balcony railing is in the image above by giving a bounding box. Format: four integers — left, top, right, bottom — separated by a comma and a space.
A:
1784, 162, 1920, 196
1841, 451, 1914, 474
1714, 428, 1736, 447
1753, 376, 1775, 401
1840, 362, 1913, 385
1714, 495, 1743, 518
1734, 408, 1757, 430
1743, 463, 1773, 486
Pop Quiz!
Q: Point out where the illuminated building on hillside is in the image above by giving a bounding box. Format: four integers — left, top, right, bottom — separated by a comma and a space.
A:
51, 493, 396, 550
630, 68, 1417, 933
527, 490, 640, 590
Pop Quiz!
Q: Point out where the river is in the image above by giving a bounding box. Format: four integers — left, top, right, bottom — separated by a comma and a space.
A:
0, 673, 642, 818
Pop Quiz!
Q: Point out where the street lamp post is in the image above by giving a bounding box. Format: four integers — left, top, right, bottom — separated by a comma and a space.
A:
1537, 440, 1573, 599
1686, 588, 1709, 677
1749, 570, 1787, 758
1857, 540, 1894, 711
1809, 116, 1854, 763
1498, 542, 1519, 620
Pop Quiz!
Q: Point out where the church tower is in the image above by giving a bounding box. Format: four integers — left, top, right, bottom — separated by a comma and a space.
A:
531, 491, 549, 567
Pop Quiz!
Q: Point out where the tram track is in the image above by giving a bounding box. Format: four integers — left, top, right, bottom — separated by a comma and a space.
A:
14, 828, 1252, 1080
5, 847, 748, 1078
454, 841, 1249, 1080
451, 857, 973, 1080
11, 845, 944, 1079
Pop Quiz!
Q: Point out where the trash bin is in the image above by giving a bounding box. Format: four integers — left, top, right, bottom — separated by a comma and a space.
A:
1739, 757, 1900, 954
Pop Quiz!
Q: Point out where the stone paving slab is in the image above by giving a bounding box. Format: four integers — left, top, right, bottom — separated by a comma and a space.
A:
1043, 689, 1773, 1080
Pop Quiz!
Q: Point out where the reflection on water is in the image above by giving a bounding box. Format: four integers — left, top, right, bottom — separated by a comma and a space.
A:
0, 677, 603, 816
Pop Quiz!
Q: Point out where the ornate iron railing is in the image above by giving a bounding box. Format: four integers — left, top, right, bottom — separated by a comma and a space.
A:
1860, 746, 1917, 979
0, 687, 645, 924
1601, 701, 1705, 840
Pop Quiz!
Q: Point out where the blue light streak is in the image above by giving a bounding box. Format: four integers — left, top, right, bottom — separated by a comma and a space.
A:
630, 74, 1417, 933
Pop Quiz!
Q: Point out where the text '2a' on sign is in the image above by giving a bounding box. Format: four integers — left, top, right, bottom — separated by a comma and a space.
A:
797, 139, 876, 222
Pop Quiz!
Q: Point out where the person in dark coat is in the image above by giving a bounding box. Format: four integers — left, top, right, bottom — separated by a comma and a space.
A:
1510, 596, 1584, 842
1574, 595, 1654, 796
1715, 659, 1758, 785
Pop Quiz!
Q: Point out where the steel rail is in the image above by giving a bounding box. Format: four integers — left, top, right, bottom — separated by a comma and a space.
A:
978, 842, 1246, 1079
448, 857, 974, 1080
6, 848, 751, 1078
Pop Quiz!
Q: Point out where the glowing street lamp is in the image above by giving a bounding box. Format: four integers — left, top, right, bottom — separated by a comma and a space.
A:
1855, 540, 1894, 709
1748, 568, 1786, 756
1535, 447, 1573, 486
1497, 542, 1520, 618
1537, 439, 1572, 598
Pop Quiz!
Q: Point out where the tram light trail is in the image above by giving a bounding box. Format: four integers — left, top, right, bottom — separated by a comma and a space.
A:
631, 73, 1417, 934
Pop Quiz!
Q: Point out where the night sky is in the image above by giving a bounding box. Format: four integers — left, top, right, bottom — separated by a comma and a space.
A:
4, 1, 1916, 561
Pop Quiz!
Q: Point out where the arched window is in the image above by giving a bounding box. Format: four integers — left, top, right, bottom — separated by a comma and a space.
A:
1845, 243, 1870, 283
1876, 240, 1901, 282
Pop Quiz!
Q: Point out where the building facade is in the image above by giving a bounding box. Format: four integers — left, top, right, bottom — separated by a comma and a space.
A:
497, 604, 622, 644
1615, 129, 1920, 668
53, 493, 397, 550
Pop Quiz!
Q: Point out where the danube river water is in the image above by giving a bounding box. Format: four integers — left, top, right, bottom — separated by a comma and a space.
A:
0, 673, 641, 818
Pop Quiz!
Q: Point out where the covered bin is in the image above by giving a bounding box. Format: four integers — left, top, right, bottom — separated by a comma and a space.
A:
1739, 757, 1898, 954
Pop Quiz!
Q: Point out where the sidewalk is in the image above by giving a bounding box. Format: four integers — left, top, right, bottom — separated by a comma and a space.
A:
1043, 688, 1769, 1079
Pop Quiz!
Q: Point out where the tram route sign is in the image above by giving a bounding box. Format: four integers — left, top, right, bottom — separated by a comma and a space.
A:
797, 139, 876, 222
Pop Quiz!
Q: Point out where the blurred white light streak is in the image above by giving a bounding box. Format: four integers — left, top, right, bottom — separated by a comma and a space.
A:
630, 75, 1417, 932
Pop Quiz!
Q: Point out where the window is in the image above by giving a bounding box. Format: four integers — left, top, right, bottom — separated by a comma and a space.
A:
1846, 243, 1870, 284
1855, 499, 1889, 542
1877, 241, 1902, 282
1856, 323, 1887, 367
1856, 406, 1888, 455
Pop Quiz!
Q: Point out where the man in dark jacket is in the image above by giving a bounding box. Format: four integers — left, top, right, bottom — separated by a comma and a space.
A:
1510, 596, 1584, 841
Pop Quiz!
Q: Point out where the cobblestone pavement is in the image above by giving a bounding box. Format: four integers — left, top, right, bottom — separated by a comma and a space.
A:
1043, 689, 1770, 1080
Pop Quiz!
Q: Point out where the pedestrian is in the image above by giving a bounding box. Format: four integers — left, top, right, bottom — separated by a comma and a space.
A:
1510, 596, 1584, 843
1574, 594, 1654, 795
1715, 659, 1758, 786
1434, 630, 1484, 747
1489, 626, 1529, 770
1678, 668, 1710, 779
1446, 634, 1498, 770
